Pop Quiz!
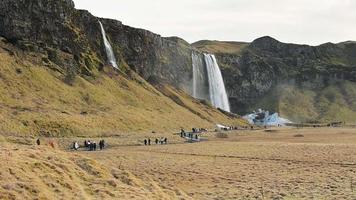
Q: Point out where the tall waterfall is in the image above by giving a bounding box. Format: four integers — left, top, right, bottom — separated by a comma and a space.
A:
192, 52, 231, 112
192, 52, 230, 112
99, 21, 119, 69
204, 54, 230, 112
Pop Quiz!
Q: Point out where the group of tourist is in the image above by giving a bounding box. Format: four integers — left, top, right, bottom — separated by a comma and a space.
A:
222, 126, 240, 131
72, 140, 106, 151
188, 133, 199, 140
218, 125, 254, 131
180, 127, 207, 137
180, 129, 200, 140
144, 137, 168, 145
191, 128, 207, 133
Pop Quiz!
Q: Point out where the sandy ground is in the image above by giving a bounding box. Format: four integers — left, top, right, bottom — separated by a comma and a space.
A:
2, 127, 356, 199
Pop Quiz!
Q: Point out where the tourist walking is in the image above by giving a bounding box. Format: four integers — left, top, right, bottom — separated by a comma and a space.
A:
93, 141, 97, 151
99, 140, 105, 150
181, 129, 185, 137
73, 142, 79, 150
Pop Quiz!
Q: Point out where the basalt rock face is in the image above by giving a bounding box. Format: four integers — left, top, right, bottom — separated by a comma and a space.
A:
0, 0, 105, 76
100, 19, 193, 90
3, 0, 356, 123
0, 0, 194, 90
207, 37, 356, 116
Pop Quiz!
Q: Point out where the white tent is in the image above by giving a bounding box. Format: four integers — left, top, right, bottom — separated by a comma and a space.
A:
216, 124, 231, 130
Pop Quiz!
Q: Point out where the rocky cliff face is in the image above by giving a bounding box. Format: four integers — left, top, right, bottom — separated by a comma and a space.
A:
0, 0, 195, 91
195, 37, 356, 122
0, 0, 93, 75
100, 20, 194, 91
2, 0, 356, 123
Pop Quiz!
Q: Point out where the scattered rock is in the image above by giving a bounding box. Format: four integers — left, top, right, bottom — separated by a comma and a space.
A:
294, 134, 304, 138
15, 68, 22, 74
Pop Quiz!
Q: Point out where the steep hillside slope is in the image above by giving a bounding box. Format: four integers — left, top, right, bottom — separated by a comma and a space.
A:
0, 38, 244, 137
194, 38, 356, 123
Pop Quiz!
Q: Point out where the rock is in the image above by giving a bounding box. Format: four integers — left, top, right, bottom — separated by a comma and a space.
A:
195, 37, 356, 116
3, 0, 356, 122
0, 0, 197, 91
15, 68, 22, 74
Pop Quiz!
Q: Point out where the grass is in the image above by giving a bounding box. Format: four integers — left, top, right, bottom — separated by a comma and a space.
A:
245, 82, 356, 123
2, 126, 356, 199
0, 39, 246, 137
0, 142, 187, 199
215, 132, 229, 138
192, 40, 249, 55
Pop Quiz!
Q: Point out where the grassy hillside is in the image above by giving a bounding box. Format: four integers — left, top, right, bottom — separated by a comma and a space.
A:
0, 39, 246, 137
192, 40, 249, 55
250, 82, 356, 123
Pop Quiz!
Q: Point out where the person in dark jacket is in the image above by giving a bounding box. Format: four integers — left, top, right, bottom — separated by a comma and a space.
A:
101, 140, 105, 149
181, 129, 185, 137
93, 141, 96, 151
99, 140, 105, 150
36, 138, 40, 146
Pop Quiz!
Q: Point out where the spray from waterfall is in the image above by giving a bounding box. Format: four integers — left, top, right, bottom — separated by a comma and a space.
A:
99, 21, 119, 70
192, 52, 203, 99
192, 53, 198, 98
191, 52, 210, 101
204, 54, 230, 112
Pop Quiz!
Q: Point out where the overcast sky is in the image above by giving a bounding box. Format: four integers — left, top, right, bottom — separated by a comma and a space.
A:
73, 0, 356, 45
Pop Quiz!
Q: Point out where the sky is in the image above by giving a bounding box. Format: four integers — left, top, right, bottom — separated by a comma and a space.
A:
73, 0, 356, 45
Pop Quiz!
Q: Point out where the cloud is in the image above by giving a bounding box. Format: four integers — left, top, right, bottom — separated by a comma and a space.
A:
73, 0, 356, 45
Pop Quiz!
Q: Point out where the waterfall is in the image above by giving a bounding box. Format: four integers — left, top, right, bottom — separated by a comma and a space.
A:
99, 21, 119, 70
192, 52, 209, 100
192, 52, 231, 112
204, 54, 231, 112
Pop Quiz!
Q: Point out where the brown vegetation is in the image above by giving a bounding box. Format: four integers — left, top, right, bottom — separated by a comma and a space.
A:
2, 127, 356, 199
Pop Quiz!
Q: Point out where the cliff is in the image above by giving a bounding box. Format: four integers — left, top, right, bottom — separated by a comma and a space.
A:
0, 0, 245, 136
194, 37, 356, 122
1, 0, 356, 124
0, 0, 195, 91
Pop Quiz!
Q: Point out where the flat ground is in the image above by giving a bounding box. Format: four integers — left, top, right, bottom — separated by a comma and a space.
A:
1, 127, 356, 199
